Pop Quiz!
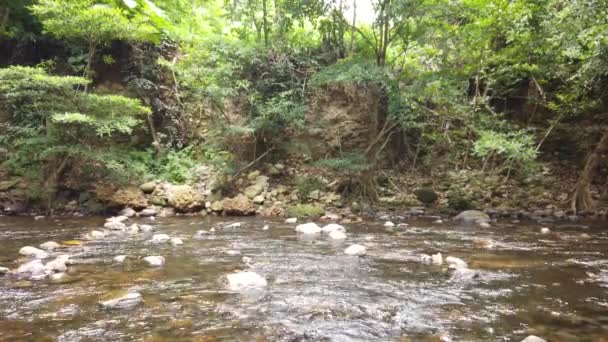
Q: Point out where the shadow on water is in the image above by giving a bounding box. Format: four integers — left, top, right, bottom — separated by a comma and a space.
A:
0, 216, 607, 341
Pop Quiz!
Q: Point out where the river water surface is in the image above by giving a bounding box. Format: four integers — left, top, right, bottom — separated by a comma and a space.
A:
0, 216, 607, 341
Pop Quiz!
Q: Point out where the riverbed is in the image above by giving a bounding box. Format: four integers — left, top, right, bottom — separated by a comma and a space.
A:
0, 216, 607, 341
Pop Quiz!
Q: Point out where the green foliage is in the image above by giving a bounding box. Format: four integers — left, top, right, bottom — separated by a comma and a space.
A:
414, 188, 438, 204
473, 130, 538, 176
315, 153, 373, 174
447, 191, 474, 211
295, 175, 324, 199
0, 66, 150, 196
287, 203, 325, 218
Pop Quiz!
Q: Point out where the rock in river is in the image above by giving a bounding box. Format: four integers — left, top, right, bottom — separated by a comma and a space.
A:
143, 256, 165, 267
328, 230, 347, 240
0, 266, 9, 275
446, 256, 468, 269
45, 255, 70, 272
170, 238, 184, 246
223, 194, 256, 216
114, 255, 127, 263
19, 246, 49, 259
344, 244, 366, 256
39, 241, 61, 251
151, 234, 170, 244
99, 291, 143, 309
295, 222, 321, 235
453, 210, 491, 225
226, 271, 268, 291
521, 335, 546, 342
16, 259, 46, 276
321, 223, 346, 234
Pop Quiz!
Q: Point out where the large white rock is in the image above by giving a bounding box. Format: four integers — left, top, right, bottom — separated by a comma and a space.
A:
104, 221, 126, 231
99, 292, 143, 309
45, 255, 70, 272
151, 234, 170, 244
39, 241, 61, 251
170, 238, 184, 246
114, 255, 127, 263
226, 271, 267, 291
285, 217, 297, 224
140, 224, 154, 232
127, 224, 140, 235
521, 336, 546, 342
0, 266, 9, 275
295, 222, 321, 235
328, 230, 347, 240
119, 207, 137, 218
321, 223, 346, 234
431, 252, 443, 265
540, 227, 551, 234
446, 256, 468, 269
384, 221, 395, 227
109, 215, 129, 223
19, 246, 49, 259
344, 244, 366, 256
87, 230, 106, 239
143, 256, 165, 267
16, 259, 46, 276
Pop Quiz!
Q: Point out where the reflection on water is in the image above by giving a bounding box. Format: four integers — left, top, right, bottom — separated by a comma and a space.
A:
0, 216, 607, 341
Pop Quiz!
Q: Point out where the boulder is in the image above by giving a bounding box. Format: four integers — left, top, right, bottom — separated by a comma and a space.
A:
139, 181, 158, 194
223, 194, 256, 216
521, 336, 546, 342
19, 246, 49, 259
285, 217, 298, 224
139, 207, 159, 217
143, 256, 165, 267
110, 188, 148, 209
244, 184, 265, 199
119, 207, 137, 218
253, 195, 265, 204
431, 253, 443, 265
165, 184, 204, 212
384, 221, 395, 227
344, 244, 366, 256
39, 241, 61, 251
453, 210, 490, 225
295, 222, 321, 235
225, 271, 267, 291
104, 220, 126, 231
210, 201, 224, 212
99, 291, 143, 309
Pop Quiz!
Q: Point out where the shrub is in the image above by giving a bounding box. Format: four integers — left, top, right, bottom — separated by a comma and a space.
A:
447, 191, 474, 211
414, 188, 438, 204
287, 204, 325, 218
295, 175, 325, 199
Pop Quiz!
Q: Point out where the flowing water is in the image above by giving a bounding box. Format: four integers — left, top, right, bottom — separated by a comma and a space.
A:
0, 216, 607, 341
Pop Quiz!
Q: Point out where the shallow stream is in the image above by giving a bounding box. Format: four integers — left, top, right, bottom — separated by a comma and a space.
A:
0, 216, 607, 341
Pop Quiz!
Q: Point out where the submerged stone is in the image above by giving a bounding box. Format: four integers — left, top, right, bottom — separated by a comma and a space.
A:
344, 244, 366, 256
453, 210, 490, 225
99, 291, 143, 309
225, 271, 267, 291
143, 256, 165, 267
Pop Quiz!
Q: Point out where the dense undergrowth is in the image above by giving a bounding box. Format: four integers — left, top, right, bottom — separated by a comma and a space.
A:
0, 0, 607, 213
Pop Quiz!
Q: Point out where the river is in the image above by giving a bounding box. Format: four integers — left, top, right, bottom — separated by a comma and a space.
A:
0, 216, 607, 341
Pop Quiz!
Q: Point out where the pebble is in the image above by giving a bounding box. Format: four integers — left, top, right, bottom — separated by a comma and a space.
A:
170, 238, 184, 246
521, 335, 546, 342
384, 221, 395, 227
540, 227, 551, 234
151, 234, 170, 244
262, 225, 269, 231
285, 217, 298, 224
225, 222, 241, 229
143, 256, 165, 267
140, 224, 154, 232
226, 250, 241, 256
104, 221, 126, 231
34, 215, 45, 220
479, 222, 491, 228
127, 224, 140, 234
114, 255, 127, 263
39, 241, 61, 250
0, 266, 9, 274
420, 254, 432, 264
87, 230, 106, 239
119, 207, 136, 217
344, 244, 366, 256
19, 246, 49, 259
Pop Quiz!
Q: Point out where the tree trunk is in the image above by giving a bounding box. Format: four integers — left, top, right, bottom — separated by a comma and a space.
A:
83, 41, 97, 92
571, 127, 608, 212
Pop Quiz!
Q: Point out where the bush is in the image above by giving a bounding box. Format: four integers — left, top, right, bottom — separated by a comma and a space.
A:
287, 204, 325, 218
447, 191, 474, 211
295, 175, 325, 199
414, 188, 438, 204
